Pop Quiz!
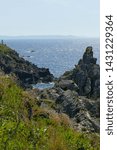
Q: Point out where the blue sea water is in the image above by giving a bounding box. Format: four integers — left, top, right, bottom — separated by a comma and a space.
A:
5, 38, 100, 78
32, 82, 55, 90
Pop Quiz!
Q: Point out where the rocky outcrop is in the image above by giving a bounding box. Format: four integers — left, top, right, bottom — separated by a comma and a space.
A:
0, 44, 100, 133
58, 46, 100, 99
0, 44, 54, 87
35, 87, 100, 132
34, 46, 100, 132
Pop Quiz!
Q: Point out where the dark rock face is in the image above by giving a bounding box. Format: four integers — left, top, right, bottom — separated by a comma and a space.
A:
0, 45, 54, 87
83, 46, 97, 64
59, 46, 100, 99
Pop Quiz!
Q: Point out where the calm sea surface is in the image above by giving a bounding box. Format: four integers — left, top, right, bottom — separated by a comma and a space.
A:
5, 38, 100, 77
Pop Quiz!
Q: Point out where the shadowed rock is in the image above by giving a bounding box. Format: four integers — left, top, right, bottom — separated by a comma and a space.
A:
0, 44, 54, 88
59, 46, 100, 99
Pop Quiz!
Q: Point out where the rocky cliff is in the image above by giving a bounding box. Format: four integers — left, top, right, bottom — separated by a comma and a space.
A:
0, 44, 100, 132
34, 46, 100, 133
0, 44, 100, 149
0, 44, 54, 88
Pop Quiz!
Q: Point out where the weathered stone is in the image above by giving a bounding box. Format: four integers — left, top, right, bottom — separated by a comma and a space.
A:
59, 46, 100, 99
83, 46, 93, 64
36, 87, 100, 132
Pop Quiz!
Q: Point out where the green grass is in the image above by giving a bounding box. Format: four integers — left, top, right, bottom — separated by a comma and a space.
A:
0, 44, 12, 54
0, 75, 100, 150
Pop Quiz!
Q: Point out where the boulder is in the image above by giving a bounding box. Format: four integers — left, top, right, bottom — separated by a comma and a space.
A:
55, 79, 79, 92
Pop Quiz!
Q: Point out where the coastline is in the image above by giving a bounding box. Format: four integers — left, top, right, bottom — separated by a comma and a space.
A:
0, 43, 100, 149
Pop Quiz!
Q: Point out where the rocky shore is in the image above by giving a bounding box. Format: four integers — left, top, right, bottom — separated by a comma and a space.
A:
0, 43, 100, 149
0, 44, 100, 133
32, 46, 100, 132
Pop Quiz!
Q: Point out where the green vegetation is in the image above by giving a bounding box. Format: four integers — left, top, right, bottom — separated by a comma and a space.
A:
0, 44, 12, 54
0, 75, 99, 150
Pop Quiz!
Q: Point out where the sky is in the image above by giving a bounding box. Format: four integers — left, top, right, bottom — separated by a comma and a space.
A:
0, 0, 99, 37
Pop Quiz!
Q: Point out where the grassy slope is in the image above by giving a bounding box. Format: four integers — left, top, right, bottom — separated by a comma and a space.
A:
0, 44, 12, 54
0, 75, 99, 150
0, 44, 99, 150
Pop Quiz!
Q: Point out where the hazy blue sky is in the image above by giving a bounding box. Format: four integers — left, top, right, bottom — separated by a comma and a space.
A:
0, 0, 99, 37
